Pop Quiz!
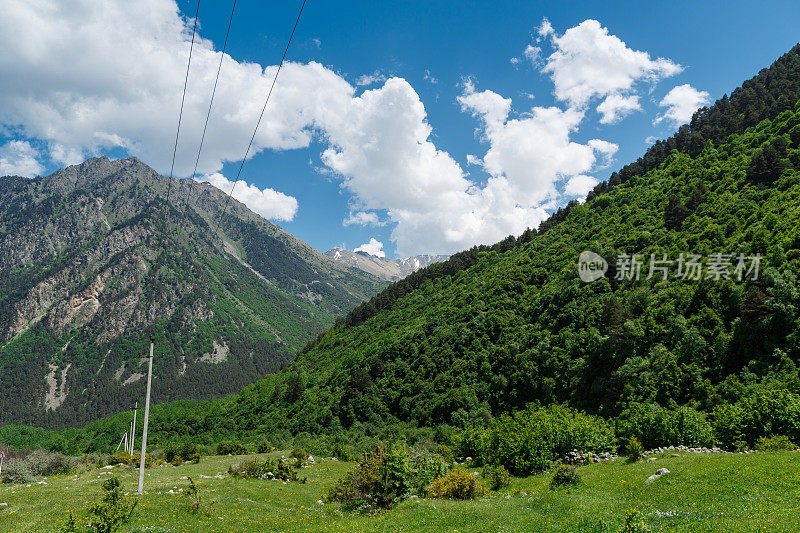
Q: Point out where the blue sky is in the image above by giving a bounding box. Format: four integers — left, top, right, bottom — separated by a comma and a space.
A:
1, 0, 799, 258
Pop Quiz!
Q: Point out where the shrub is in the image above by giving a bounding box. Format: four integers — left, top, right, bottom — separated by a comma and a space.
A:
130, 453, 153, 468
23, 450, 77, 476
326, 441, 413, 512
549, 465, 580, 489
408, 449, 451, 497
617, 404, 714, 449
63, 476, 137, 533
2, 458, 34, 484
428, 469, 486, 500
332, 442, 355, 462
216, 441, 247, 456
713, 389, 800, 449
185, 477, 214, 515
256, 440, 273, 454
754, 434, 796, 451
453, 426, 488, 465
482, 464, 511, 490
228, 456, 306, 483
434, 444, 454, 463
483, 404, 614, 476
290, 447, 309, 461
624, 437, 644, 463
618, 509, 651, 532
164, 442, 198, 464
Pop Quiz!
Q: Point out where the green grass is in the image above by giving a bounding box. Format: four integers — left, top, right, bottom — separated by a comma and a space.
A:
1, 451, 799, 532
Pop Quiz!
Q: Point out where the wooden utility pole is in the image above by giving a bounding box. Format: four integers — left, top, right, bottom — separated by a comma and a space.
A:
137, 340, 154, 494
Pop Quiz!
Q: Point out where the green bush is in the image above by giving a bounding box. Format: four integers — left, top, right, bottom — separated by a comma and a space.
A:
754, 434, 796, 451
617, 404, 714, 449
482, 404, 614, 476
332, 442, 355, 462
227, 456, 306, 483
62, 476, 137, 533
549, 465, 580, 489
713, 389, 800, 449
409, 448, 451, 496
428, 469, 486, 500
482, 464, 511, 490
2, 458, 34, 484
164, 442, 198, 464
290, 447, 309, 461
624, 437, 644, 463
256, 440, 273, 454
434, 444, 454, 463
327, 441, 414, 513
23, 450, 77, 476
618, 509, 651, 532
453, 426, 488, 465
216, 441, 247, 456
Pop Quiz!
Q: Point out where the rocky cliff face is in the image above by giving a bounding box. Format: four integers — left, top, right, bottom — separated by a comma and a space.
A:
0, 157, 384, 427
325, 248, 449, 281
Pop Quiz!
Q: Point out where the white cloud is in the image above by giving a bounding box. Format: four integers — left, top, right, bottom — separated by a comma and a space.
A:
424, 70, 438, 84
596, 94, 641, 124
654, 84, 711, 127
523, 45, 542, 66
537, 18, 555, 40
354, 237, 385, 257
0, 0, 354, 176
563, 174, 598, 197
459, 83, 617, 205
199, 173, 298, 222
343, 211, 382, 226
539, 19, 681, 120
0, 140, 44, 177
356, 71, 386, 86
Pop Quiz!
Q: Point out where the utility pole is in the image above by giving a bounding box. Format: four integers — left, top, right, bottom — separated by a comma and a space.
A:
130, 401, 138, 454
137, 339, 154, 494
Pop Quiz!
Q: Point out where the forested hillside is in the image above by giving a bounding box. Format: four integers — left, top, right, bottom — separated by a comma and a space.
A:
3, 45, 800, 455
0, 157, 384, 427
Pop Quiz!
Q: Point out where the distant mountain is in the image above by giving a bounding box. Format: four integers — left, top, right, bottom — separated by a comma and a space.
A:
0, 156, 385, 427
325, 248, 449, 281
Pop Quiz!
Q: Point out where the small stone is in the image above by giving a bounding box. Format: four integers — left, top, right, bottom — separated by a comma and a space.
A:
671, 453, 679, 457
317, 499, 324, 505
646, 457, 656, 463
0, 503, 8, 508
655, 468, 670, 476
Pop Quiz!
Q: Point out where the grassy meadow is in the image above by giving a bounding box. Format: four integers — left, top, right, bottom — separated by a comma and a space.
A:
1, 450, 799, 532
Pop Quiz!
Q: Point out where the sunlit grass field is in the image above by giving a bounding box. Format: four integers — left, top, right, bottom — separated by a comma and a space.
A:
1, 450, 799, 532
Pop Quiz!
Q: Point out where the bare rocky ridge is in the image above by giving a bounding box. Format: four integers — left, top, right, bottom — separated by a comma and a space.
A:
325, 248, 449, 281
0, 156, 384, 427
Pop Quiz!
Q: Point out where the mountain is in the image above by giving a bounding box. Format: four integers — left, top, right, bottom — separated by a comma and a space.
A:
4, 45, 800, 454
325, 248, 449, 281
0, 157, 385, 427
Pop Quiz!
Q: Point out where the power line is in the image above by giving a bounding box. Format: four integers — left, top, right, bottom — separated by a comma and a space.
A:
155, 0, 201, 254
213, 0, 306, 238
176, 0, 238, 240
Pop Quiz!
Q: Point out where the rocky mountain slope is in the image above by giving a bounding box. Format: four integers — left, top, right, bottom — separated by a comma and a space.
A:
325, 248, 449, 281
0, 157, 384, 427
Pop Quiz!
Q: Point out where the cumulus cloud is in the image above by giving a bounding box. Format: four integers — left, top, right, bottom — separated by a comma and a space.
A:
596, 94, 641, 124
459, 83, 617, 204
199, 173, 298, 222
563, 174, 598, 197
0, 2, 650, 255
654, 84, 711, 127
0, 0, 353, 176
537, 19, 681, 123
354, 238, 385, 257
343, 211, 383, 226
0, 140, 44, 177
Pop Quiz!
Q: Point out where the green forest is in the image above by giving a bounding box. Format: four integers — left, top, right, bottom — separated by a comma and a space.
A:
3, 45, 800, 461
